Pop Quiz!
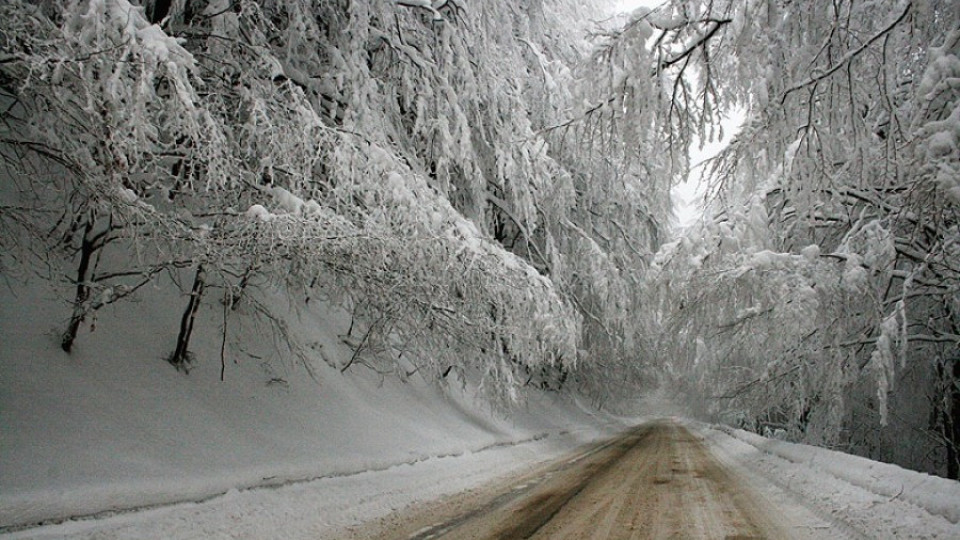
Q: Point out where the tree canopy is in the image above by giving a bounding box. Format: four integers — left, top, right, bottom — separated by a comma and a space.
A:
0, 0, 667, 405
628, 0, 960, 477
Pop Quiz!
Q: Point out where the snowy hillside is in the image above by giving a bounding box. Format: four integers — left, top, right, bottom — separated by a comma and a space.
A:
0, 272, 628, 532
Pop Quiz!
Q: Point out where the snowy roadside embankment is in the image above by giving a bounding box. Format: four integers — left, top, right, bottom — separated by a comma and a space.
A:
0, 355, 623, 535
718, 426, 960, 524
0, 428, 620, 540
699, 422, 960, 539
0, 277, 628, 534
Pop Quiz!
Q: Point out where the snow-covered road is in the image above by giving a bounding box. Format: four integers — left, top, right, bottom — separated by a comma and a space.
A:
0, 428, 610, 540
346, 420, 843, 539
5, 419, 958, 539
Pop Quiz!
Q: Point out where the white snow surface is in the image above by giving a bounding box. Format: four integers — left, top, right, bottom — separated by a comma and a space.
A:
0, 272, 625, 537
3, 274, 960, 539
699, 422, 960, 538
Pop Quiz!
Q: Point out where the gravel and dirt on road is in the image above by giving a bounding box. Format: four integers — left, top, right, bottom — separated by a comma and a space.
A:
345, 419, 842, 540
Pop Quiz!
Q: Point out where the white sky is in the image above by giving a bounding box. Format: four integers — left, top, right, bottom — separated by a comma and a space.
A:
675, 115, 742, 229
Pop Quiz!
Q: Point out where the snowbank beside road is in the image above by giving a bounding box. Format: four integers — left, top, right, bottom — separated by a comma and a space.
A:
0, 276, 626, 534
718, 425, 960, 525
0, 429, 616, 540
700, 422, 960, 539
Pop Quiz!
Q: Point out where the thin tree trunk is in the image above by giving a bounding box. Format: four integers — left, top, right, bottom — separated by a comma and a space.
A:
61, 219, 96, 353
230, 263, 255, 310
169, 264, 205, 370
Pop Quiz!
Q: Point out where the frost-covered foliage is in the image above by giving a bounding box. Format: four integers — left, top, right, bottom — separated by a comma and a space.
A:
0, 0, 667, 404
636, 0, 960, 477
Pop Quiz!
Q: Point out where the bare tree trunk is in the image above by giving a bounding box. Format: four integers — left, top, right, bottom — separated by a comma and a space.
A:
230, 262, 255, 310
169, 264, 205, 370
61, 219, 96, 353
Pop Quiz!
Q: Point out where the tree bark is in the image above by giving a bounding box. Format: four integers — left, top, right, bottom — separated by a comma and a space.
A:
61, 219, 96, 353
169, 265, 205, 370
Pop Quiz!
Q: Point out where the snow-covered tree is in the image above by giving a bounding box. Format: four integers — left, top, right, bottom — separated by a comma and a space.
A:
628, 0, 960, 477
0, 0, 672, 406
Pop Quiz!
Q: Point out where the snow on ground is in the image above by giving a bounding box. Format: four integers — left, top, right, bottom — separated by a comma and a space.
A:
0, 271, 627, 536
697, 421, 960, 539
3, 272, 959, 539
0, 427, 615, 540
11, 416, 958, 540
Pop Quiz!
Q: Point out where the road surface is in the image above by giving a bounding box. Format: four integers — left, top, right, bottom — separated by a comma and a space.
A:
346, 420, 841, 539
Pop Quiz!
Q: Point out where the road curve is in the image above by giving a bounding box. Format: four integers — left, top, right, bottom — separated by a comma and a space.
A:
348, 420, 823, 539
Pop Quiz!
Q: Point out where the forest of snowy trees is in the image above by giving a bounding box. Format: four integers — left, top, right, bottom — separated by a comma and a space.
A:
1, 0, 958, 479
634, 0, 960, 479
